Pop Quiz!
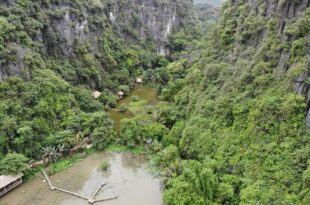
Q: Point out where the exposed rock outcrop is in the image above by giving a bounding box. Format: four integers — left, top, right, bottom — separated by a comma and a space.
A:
0, 0, 193, 80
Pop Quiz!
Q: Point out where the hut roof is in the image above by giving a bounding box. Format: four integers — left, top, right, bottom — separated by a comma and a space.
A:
118, 91, 124, 96
0, 174, 23, 189
136, 77, 143, 83
92, 91, 102, 99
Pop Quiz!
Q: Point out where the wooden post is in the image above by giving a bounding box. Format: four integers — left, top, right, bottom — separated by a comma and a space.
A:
42, 170, 55, 190
94, 195, 118, 203
54, 186, 90, 201
91, 183, 106, 199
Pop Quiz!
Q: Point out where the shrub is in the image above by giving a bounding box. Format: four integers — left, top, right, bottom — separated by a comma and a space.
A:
0, 153, 29, 175
118, 85, 130, 95
291, 38, 307, 59
131, 95, 140, 102
119, 104, 128, 112
100, 161, 109, 171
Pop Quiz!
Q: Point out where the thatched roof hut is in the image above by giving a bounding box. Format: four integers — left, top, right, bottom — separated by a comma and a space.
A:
92, 91, 102, 99
136, 77, 143, 83
118, 91, 124, 97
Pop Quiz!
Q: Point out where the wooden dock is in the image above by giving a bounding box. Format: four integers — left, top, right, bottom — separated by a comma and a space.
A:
42, 170, 118, 204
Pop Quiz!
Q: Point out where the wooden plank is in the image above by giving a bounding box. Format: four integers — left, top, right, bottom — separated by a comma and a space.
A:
41, 171, 118, 204
94, 195, 118, 203
91, 183, 106, 199
42, 170, 55, 190
54, 186, 89, 201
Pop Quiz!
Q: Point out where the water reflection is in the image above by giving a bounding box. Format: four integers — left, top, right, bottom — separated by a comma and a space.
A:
0, 152, 163, 205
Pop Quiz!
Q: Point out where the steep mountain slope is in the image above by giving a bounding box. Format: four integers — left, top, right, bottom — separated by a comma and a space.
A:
194, 0, 223, 7
0, 0, 309, 204
0, 0, 194, 160
0, 0, 193, 84
195, 2, 220, 31
154, 0, 310, 204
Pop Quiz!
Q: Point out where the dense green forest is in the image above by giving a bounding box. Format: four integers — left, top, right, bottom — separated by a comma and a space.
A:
152, 1, 310, 204
0, 0, 194, 161
0, 0, 310, 204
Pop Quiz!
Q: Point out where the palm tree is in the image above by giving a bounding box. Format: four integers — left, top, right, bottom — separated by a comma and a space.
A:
151, 110, 166, 124
69, 131, 84, 147
162, 160, 183, 184
42, 145, 63, 164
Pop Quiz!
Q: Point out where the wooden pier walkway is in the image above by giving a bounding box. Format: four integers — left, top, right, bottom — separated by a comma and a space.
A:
42, 170, 118, 204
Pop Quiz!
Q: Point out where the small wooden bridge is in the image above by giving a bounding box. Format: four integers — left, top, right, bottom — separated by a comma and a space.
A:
42, 170, 118, 204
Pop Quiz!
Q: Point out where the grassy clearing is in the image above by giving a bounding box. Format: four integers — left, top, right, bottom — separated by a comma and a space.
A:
46, 148, 96, 175
128, 100, 148, 114
106, 144, 145, 154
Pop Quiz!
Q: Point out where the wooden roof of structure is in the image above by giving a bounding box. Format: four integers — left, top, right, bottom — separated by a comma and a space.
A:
92, 90, 102, 99
0, 174, 23, 189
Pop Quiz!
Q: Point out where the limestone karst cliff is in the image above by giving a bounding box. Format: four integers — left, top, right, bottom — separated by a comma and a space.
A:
220, 0, 310, 125
153, 1, 310, 203
0, 0, 310, 204
0, 0, 193, 80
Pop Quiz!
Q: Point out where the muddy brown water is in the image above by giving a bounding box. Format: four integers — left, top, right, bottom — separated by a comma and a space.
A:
0, 87, 163, 205
0, 152, 163, 205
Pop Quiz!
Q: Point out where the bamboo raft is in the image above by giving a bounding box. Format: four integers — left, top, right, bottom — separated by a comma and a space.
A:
42, 170, 118, 204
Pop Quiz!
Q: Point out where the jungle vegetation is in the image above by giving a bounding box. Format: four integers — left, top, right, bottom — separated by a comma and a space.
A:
0, 0, 309, 205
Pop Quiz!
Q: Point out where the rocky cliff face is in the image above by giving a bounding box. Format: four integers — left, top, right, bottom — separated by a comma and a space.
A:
219, 0, 309, 125
108, 0, 193, 55
0, 0, 193, 80
274, 0, 310, 126
42, 0, 193, 56
158, 1, 309, 203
